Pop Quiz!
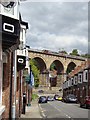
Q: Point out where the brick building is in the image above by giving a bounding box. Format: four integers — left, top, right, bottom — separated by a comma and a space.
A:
0, 1, 29, 119
63, 60, 90, 103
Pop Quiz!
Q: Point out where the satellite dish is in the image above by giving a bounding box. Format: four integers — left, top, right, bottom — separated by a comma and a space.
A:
1, 0, 17, 8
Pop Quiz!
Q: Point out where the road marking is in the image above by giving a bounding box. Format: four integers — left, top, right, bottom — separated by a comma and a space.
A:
65, 114, 71, 118
48, 102, 73, 119
38, 104, 47, 118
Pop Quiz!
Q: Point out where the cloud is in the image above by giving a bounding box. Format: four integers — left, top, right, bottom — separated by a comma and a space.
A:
20, 2, 88, 54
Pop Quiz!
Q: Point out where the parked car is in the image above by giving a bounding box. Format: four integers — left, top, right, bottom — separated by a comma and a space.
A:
63, 94, 77, 103
54, 94, 62, 101
38, 90, 44, 93
80, 96, 90, 109
54, 94, 60, 100
47, 96, 54, 101
38, 96, 47, 103
57, 96, 63, 101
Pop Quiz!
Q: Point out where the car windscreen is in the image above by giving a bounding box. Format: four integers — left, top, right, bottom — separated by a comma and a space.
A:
68, 95, 76, 98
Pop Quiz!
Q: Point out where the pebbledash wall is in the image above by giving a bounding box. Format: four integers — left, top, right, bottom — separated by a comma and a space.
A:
63, 60, 90, 103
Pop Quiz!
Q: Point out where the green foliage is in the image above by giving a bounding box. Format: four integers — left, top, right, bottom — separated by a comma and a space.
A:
59, 50, 67, 54
30, 59, 40, 87
32, 94, 38, 100
50, 63, 56, 70
66, 68, 72, 74
81, 54, 90, 58
70, 49, 80, 56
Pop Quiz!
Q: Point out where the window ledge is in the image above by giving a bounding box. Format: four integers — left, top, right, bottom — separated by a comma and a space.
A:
0, 105, 5, 116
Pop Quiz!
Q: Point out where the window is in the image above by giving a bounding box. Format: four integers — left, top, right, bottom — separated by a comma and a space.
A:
78, 74, 82, 83
71, 78, 74, 86
74, 76, 77, 85
83, 70, 88, 82
85, 72, 88, 80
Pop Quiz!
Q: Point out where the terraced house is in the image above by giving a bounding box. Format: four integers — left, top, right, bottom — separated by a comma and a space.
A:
63, 60, 90, 103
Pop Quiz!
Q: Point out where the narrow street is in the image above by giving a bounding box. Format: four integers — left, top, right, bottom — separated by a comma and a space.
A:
39, 101, 89, 119
0, 1, 89, 119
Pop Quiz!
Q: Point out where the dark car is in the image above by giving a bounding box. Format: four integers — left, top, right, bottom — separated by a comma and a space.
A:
54, 94, 62, 101
38, 90, 44, 93
47, 96, 54, 101
54, 94, 60, 100
80, 96, 90, 109
38, 96, 47, 103
64, 94, 77, 103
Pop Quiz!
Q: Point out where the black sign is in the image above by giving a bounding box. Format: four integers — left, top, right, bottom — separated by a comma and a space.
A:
0, 14, 20, 50
17, 55, 26, 71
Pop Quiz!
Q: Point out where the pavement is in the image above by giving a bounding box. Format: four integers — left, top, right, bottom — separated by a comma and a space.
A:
20, 87, 62, 119
20, 99, 42, 119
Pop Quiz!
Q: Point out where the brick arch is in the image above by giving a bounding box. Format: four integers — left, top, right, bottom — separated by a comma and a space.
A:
29, 54, 47, 65
49, 59, 64, 74
28, 50, 86, 86
28, 50, 85, 73
46, 58, 65, 70
66, 61, 76, 74
30, 56, 47, 73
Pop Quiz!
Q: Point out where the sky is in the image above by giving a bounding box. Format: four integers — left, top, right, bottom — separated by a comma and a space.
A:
20, 1, 88, 54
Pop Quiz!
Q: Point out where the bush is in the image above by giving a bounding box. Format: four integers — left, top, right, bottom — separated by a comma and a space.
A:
32, 94, 38, 100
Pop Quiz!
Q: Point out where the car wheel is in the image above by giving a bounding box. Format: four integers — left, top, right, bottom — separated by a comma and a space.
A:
85, 104, 88, 109
80, 104, 83, 108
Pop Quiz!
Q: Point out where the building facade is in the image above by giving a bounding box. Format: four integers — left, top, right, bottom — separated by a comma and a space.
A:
0, 1, 29, 119
63, 60, 90, 103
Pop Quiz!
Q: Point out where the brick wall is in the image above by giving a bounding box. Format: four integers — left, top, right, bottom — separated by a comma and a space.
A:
2, 53, 11, 118
2, 51, 28, 118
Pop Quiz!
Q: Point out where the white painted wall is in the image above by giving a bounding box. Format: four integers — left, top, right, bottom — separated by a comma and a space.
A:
17, 24, 27, 56
0, 0, 20, 20
17, 22, 30, 73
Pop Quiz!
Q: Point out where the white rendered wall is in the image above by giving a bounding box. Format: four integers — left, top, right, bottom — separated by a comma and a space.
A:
0, 0, 20, 20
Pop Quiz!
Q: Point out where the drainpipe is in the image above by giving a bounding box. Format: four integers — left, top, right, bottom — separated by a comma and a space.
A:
12, 50, 17, 119
27, 65, 31, 106
9, 52, 13, 120
19, 70, 22, 117
0, 31, 2, 119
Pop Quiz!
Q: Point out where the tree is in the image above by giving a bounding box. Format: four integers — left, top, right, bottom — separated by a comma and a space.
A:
59, 50, 67, 54
30, 59, 40, 87
81, 53, 90, 58
58, 48, 67, 54
50, 63, 56, 70
70, 49, 80, 56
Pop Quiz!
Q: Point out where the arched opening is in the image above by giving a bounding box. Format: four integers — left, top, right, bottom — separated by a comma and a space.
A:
50, 60, 64, 87
66, 62, 76, 74
32, 57, 46, 73
50, 60, 64, 74
32, 57, 47, 86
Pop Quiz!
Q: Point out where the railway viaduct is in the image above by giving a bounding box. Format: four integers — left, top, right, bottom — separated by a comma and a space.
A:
28, 49, 86, 87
